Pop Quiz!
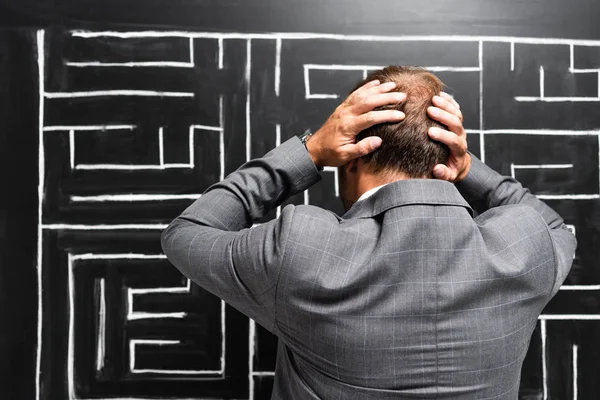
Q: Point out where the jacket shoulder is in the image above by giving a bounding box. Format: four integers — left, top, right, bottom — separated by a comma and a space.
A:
475, 204, 556, 277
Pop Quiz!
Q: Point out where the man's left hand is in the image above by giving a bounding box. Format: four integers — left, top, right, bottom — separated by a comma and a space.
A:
306, 80, 406, 168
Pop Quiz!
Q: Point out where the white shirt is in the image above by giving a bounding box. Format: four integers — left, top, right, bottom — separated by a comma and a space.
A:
356, 183, 390, 203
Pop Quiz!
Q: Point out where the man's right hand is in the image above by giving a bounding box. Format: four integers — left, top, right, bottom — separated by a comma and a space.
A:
426, 92, 471, 182
307, 80, 406, 168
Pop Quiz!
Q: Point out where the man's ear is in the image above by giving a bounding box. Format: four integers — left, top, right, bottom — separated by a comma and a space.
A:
345, 159, 358, 174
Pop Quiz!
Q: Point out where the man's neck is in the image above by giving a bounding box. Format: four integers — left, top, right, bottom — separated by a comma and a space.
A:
355, 170, 411, 201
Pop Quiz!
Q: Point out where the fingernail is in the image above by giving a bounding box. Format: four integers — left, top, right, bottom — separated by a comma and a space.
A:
371, 136, 383, 148
396, 92, 407, 101
382, 82, 397, 90
396, 111, 405, 119
433, 95, 443, 103
429, 127, 439, 137
428, 107, 439, 116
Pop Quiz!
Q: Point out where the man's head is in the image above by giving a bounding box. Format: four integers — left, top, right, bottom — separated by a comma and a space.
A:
339, 66, 450, 210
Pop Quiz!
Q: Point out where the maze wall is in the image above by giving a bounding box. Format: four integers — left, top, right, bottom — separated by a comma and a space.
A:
36, 30, 600, 399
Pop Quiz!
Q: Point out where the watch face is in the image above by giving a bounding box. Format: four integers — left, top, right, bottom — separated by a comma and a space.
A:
299, 130, 312, 143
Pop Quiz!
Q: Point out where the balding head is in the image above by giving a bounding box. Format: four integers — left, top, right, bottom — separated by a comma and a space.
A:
354, 66, 450, 178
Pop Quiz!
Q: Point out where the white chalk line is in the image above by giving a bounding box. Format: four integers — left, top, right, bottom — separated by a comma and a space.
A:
189, 37, 195, 67
129, 339, 223, 375
67, 255, 76, 399
541, 320, 548, 400
35, 29, 45, 400
44, 90, 194, 98
275, 38, 282, 97
303, 65, 311, 99
515, 96, 600, 102
44, 124, 136, 131
510, 163, 574, 179
219, 96, 225, 181
249, 319, 255, 400
73, 164, 193, 170
539, 66, 545, 99
252, 371, 276, 377
560, 285, 600, 291
74, 398, 208, 400
598, 135, 600, 195
69, 130, 75, 169
72, 253, 167, 260
569, 68, 600, 73
512, 164, 574, 169
510, 41, 515, 72
275, 124, 281, 147
96, 278, 106, 372
188, 126, 195, 167
537, 194, 600, 200
307, 94, 339, 100
479, 40, 484, 163
573, 344, 578, 400
539, 314, 600, 320
323, 166, 340, 197
128, 311, 187, 320
304, 64, 480, 72
65, 61, 194, 68
158, 127, 165, 166
71, 194, 201, 202
69, 31, 600, 47
465, 129, 600, 136
191, 124, 222, 132
220, 300, 227, 376
42, 223, 168, 230
246, 39, 252, 162
218, 38, 224, 69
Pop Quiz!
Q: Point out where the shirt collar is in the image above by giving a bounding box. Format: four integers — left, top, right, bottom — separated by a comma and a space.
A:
356, 183, 390, 203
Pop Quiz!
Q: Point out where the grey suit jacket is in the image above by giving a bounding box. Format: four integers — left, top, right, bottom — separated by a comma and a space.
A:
161, 137, 576, 399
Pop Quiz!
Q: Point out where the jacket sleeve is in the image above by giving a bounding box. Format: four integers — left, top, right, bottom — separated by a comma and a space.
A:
456, 154, 577, 295
161, 137, 321, 332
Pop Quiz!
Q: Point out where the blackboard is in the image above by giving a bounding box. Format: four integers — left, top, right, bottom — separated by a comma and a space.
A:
1, 1, 600, 399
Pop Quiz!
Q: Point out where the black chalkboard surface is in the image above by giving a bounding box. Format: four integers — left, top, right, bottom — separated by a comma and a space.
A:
1, 1, 600, 399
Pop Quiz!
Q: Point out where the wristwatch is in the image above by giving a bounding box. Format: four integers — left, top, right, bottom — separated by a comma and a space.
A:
298, 130, 324, 171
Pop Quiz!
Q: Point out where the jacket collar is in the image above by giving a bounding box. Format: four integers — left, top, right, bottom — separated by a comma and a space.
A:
341, 179, 473, 220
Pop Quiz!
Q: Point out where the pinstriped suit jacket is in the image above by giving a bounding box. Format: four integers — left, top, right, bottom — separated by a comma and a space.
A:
161, 137, 576, 399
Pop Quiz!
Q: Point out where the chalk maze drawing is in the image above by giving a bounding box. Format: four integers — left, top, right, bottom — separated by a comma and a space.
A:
36, 30, 600, 399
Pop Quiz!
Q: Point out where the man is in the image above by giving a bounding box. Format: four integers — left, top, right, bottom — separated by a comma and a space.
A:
161, 66, 576, 399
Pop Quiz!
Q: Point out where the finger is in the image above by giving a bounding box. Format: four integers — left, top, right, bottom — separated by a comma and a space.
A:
349, 79, 383, 99
428, 127, 467, 155
342, 136, 383, 161
428, 106, 464, 136
352, 91, 406, 113
361, 79, 381, 90
432, 95, 463, 122
432, 164, 456, 181
353, 109, 405, 131
348, 81, 397, 108
364, 81, 397, 95
440, 92, 460, 109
